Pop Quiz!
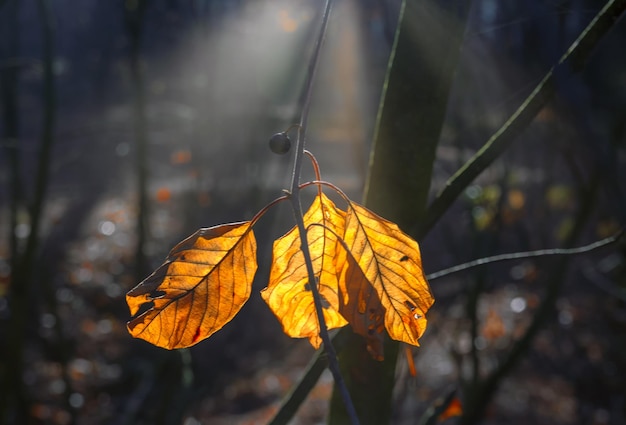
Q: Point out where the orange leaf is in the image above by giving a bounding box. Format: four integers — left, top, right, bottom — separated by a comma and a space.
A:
336, 243, 386, 360
438, 396, 463, 421
342, 202, 434, 346
126, 222, 257, 349
261, 193, 348, 348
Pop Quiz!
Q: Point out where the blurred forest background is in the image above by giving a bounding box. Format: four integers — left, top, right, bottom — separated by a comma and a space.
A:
1, 0, 625, 424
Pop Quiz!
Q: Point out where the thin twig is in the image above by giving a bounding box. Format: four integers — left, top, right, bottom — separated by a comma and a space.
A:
268, 329, 351, 425
126, 0, 150, 281
268, 228, 625, 425
285, 0, 360, 424
427, 229, 624, 280
418, 0, 626, 239
268, 2, 626, 423
463, 171, 601, 423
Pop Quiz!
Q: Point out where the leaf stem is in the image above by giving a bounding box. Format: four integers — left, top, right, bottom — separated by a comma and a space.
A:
250, 195, 289, 226
300, 180, 354, 207
304, 150, 323, 197
286, 1, 360, 423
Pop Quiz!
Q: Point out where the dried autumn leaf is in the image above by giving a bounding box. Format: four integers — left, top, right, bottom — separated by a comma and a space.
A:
336, 244, 386, 360
342, 202, 434, 346
261, 193, 348, 348
126, 222, 257, 349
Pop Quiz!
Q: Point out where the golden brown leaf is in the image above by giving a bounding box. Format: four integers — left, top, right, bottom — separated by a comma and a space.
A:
126, 222, 257, 349
261, 193, 348, 348
342, 202, 434, 346
336, 243, 386, 360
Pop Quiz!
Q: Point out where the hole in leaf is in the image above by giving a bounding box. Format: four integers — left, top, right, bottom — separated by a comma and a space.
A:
404, 300, 417, 311
130, 301, 155, 319
400, 255, 409, 262
149, 290, 166, 299
320, 293, 331, 309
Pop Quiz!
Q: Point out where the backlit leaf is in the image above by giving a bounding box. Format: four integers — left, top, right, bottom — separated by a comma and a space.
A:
126, 222, 257, 349
336, 243, 386, 360
342, 202, 434, 346
261, 193, 348, 348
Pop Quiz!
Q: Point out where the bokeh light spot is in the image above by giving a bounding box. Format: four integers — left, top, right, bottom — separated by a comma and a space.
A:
510, 296, 527, 313
99, 220, 116, 236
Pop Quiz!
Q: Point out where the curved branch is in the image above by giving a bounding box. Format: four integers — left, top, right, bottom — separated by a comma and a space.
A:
418, 0, 626, 239
427, 229, 624, 280
268, 328, 351, 425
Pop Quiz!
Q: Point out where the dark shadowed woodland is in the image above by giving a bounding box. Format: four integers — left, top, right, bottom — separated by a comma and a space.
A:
1, 0, 626, 424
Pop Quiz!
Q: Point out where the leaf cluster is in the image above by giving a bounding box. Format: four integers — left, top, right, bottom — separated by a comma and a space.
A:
126, 170, 434, 360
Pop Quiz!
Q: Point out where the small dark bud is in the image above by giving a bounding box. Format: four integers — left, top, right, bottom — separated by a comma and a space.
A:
269, 132, 291, 155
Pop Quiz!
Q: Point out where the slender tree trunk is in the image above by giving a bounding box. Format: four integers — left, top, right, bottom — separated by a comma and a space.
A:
0, 0, 57, 422
329, 1, 471, 423
125, 0, 151, 281
0, 1, 22, 422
